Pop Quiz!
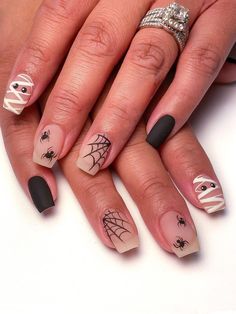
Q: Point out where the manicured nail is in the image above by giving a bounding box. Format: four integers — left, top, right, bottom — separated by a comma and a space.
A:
160, 211, 199, 258
28, 176, 54, 213
102, 209, 139, 254
77, 134, 111, 176
227, 57, 236, 64
3, 74, 34, 115
146, 115, 175, 149
193, 175, 225, 214
33, 124, 64, 168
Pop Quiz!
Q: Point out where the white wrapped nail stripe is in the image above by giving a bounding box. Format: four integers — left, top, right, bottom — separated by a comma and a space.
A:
193, 175, 225, 213
3, 74, 34, 114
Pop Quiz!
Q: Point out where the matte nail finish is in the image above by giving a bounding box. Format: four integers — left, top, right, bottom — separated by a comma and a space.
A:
227, 57, 236, 64
160, 211, 199, 258
193, 175, 225, 214
102, 209, 139, 254
77, 134, 111, 176
28, 176, 54, 213
146, 115, 175, 149
33, 124, 64, 168
3, 74, 34, 115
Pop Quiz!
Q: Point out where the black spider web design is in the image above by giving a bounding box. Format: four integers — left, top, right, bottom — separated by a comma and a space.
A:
83, 134, 111, 171
103, 210, 131, 243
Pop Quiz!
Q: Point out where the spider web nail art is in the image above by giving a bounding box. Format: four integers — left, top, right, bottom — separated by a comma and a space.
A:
103, 210, 131, 243
83, 134, 111, 171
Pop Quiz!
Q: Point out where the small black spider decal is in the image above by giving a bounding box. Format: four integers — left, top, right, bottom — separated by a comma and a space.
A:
40, 130, 50, 143
173, 237, 189, 250
41, 146, 57, 163
177, 215, 186, 227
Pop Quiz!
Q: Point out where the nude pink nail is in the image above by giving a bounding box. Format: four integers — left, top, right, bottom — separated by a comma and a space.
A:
159, 211, 199, 258
3, 74, 34, 115
193, 175, 225, 214
33, 124, 64, 168
102, 209, 139, 254
77, 134, 111, 176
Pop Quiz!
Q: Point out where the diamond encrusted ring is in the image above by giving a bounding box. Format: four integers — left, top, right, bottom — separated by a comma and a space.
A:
139, 2, 190, 52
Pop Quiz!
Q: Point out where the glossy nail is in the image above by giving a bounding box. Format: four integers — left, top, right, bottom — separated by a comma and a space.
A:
102, 209, 139, 254
28, 176, 54, 213
147, 115, 175, 149
33, 124, 64, 168
3, 74, 34, 115
160, 211, 199, 258
193, 175, 225, 214
77, 134, 111, 176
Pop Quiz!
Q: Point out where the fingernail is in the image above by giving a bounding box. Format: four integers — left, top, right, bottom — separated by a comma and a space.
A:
102, 209, 139, 254
33, 124, 64, 168
159, 211, 199, 258
28, 176, 54, 213
77, 134, 111, 176
146, 115, 175, 149
227, 57, 236, 64
3, 74, 34, 115
193, 175, 225, 214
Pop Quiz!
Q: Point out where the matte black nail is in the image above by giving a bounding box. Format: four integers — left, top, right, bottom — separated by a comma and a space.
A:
28, 176, 54, 213
146, 115, 175, 149
227, 57, 236, 64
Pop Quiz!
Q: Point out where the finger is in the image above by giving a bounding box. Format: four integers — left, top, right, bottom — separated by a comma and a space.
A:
146, 1, 236, 148
114, 122, 199, 258
160, 124, 226, 214
215, 61, 236, 83
59, 121, 139, 254
2, 0, 98, 115
0, 107, 56, 213
77, 0, 201, 175
32, 0, 153, 168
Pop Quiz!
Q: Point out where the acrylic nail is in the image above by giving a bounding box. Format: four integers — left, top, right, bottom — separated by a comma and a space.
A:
77, 134, 111, 176
146, 115, 175, 149
193, 175, 225, 214
159, 211, 199, 258
28, 176, 54, 213
33, 124, 64, 168
102, 209, 139, 254
3, 74, 34, 115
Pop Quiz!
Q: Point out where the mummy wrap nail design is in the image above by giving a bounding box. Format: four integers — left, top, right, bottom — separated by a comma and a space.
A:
77, 134, 111, 176
102, 209, 139, 254
193, 175, 225, 213
160, 211, 199, 258
3, 74, 34, 115
33, 124, 64, 168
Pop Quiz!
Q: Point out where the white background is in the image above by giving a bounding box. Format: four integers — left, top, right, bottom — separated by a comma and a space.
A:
0, 83, 235, 314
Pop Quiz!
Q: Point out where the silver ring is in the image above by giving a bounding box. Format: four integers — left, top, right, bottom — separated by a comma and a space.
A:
139, 2, 190, 52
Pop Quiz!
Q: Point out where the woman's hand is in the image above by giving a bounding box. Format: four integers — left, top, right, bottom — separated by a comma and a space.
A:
2, 0, 236, 176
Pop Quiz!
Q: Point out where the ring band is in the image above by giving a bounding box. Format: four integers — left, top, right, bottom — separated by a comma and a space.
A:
139, 2, 190, 52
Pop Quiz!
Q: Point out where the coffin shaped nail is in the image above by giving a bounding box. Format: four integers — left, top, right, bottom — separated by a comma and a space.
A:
193, 175, 225, 214
33, 124, 64, 168
160, 211, 199, 258
28, 176, 54, 213
3, 74, 34, 115
147, 115, 175, 149
77, 134, 111, 176
102, 209, 139, 254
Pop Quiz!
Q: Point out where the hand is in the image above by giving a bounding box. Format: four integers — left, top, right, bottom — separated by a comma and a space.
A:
0, 0, 226, 258
2, 0, 236, 176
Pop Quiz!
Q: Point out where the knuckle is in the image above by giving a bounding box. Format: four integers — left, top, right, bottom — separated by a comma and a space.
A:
81, 179, 112, 200
41, 0, 74, 22
51, 88, 81, 123
140, 175, 170, 200
128, 39, 166, 78
107, 103, 131, 127
186, 45, 222, 76
78, 20, 118, 58
2, 115, 32, 144
25, 39, 51, 65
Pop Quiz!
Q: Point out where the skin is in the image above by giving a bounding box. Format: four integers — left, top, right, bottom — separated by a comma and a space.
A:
2, 0, 236, 176
0, 0, 232, 257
